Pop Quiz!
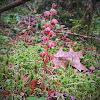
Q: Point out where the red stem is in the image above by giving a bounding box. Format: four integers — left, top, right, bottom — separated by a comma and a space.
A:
42, 13, 52, 88
44, 12, 52, 74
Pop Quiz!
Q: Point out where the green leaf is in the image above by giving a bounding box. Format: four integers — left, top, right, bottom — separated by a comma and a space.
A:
55, 24, 60, 27
36, 31, 40, 34
39, 97, 45, 100
37, 47, 41, 51
0, 49, 6, 51
26, 97, 45, 100
26, 97, 38, 100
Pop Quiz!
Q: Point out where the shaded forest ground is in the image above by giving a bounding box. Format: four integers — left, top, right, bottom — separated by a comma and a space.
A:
0, 0, 100, 100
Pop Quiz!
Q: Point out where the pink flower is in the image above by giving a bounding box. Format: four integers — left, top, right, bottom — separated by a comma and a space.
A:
48, 41, 55, 49
44, 22, 50, 28
52, 19, 58, 26
44, 27, 50, 34
52, 3, 56, 8
41, 36, 47, 43
50, 9, 57, 17
49, 30, 56, 37
49, 53, 54, 60
40, 51, 46, 58
44, 11, 50, 19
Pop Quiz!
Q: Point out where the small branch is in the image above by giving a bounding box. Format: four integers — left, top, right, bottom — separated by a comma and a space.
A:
25, 2, 33, 12
65, 32, 100, 41
0, 0, 31, 13
66, 81, 95, 86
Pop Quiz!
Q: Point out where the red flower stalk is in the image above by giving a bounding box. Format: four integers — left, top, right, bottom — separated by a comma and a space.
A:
48, 53, 54, 60
52, 3, 56, 8
44, 27, 50, 35
50, 9, 57, 17
52, 19, 58, 26
48, 41, 55, 49
40, 51, 46, 58
41, 3, 58, 88
49, 30, 56, 37
41, 36, 48, 43
44, 22, 51, 28
44, 11, 50, 19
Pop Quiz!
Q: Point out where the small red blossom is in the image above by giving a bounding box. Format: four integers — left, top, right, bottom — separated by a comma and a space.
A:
48, 41, 55, 49
44, 22, 50, 28
49, 53, 54, 59
44, 11, 50, 19
40, 51, 46, 58
48, 53, 54, 60
52, 19, 58, 26
41, 36, 47, 43
44, 27, 50, 34
49, 30, 56, 37
50, 9, 57, 17
52, 3, 56, 8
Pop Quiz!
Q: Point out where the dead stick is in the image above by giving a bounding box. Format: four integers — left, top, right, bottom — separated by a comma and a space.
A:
25, 2, 33, 11
65, 32, 100, 41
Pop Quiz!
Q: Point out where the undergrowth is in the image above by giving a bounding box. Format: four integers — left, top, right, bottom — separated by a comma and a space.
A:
0, 2, 100, 100
0, 38, 100, 100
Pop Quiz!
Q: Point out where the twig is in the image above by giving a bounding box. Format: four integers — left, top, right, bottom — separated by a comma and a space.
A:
66, 81, 95, 86
25, 2, 33, 12
0, 0, 31, 13
65, 32, 100, 41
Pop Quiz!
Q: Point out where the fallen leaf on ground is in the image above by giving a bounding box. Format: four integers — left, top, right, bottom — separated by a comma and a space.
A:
52, 46, 88, 72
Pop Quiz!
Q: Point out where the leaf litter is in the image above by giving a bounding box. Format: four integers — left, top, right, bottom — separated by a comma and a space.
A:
52, 45, 89, 72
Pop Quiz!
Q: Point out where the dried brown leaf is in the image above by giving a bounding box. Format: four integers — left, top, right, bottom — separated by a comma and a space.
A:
52, 47, 88, 72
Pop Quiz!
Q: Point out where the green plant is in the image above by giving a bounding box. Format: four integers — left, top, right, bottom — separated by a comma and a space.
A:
34, 88, 41, 96
25, 87, 32, 96
69, 19, 81, 25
